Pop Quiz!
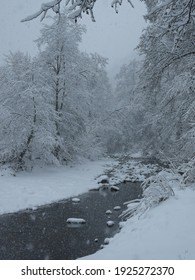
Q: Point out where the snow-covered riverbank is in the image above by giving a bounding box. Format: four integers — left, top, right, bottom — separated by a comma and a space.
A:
83, 184, 195, 260
0, 158, 116, 215
82, 163, 195, 260
0, 157, 194, 260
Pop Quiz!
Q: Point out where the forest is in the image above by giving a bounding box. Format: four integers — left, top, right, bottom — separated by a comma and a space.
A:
0, 0, 194, 177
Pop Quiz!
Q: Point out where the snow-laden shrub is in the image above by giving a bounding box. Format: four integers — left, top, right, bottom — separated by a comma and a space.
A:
141, 175, 174, 209
121, 175, 174, 220
178, 158, 195, 185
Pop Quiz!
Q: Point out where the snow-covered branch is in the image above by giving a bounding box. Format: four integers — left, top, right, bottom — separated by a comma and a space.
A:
21, 0, 62, 22
21, 0, 134, 22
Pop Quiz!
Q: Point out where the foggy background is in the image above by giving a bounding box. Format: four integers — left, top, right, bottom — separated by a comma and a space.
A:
0, 0, 146, 82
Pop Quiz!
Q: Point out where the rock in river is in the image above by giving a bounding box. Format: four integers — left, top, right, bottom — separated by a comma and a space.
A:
66, 218, 86, 224
106, 220, 114, 227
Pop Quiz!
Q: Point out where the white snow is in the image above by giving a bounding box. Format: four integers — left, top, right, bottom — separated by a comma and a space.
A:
82, 182, 195, 260
0, 158, 115, 215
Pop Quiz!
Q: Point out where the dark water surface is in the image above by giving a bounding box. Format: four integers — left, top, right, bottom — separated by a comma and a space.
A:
0, 183, 142, 260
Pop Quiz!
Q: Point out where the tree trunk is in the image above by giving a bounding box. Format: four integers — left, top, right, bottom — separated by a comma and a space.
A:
18, 98, 37, 169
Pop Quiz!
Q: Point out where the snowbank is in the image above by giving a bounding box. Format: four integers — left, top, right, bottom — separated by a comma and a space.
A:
82, 186, 195, 260
0, 158, 115, 215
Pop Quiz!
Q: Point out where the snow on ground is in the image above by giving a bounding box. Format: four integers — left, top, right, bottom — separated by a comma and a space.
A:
108, 159, 160, 185
82, 173, 195, 260
0, 158, 116, 215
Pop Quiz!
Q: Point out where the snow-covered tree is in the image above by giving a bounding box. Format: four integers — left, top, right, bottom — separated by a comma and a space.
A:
36, 11, 113, 160
109, 59, 143, 152
0, 52, 57, 170
135, 0, 195, 160
0, 9, 116, 169
115, 59, 141, 106
74, 51, 115, 157
35, 12, 88, 161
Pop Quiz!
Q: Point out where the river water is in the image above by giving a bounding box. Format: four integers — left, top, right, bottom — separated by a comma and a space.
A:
0, 182, 142, 260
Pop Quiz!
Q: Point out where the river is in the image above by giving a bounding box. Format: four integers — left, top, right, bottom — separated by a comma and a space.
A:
0, 182, 142, 260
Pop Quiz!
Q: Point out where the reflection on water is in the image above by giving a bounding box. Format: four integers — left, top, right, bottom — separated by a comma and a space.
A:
0, 182, 142, 260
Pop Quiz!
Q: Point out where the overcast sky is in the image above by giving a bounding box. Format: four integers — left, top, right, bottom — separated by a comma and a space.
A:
0, 0, 146, 80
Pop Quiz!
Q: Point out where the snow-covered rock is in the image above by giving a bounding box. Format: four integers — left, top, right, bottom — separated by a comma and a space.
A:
110, 186, 120, 192
66, 218, 86, 224
107, 220, 114, 227
114, 206, 121, 211
71, 197, 80, 203
104, 238, 110, 245
97, 175, 109, 184
119, 221, 126, 229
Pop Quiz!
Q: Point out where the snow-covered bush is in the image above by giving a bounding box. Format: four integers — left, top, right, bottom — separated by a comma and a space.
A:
178, 158, 195, 185
121, 175, 174, 220
141, 175, 174, 209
